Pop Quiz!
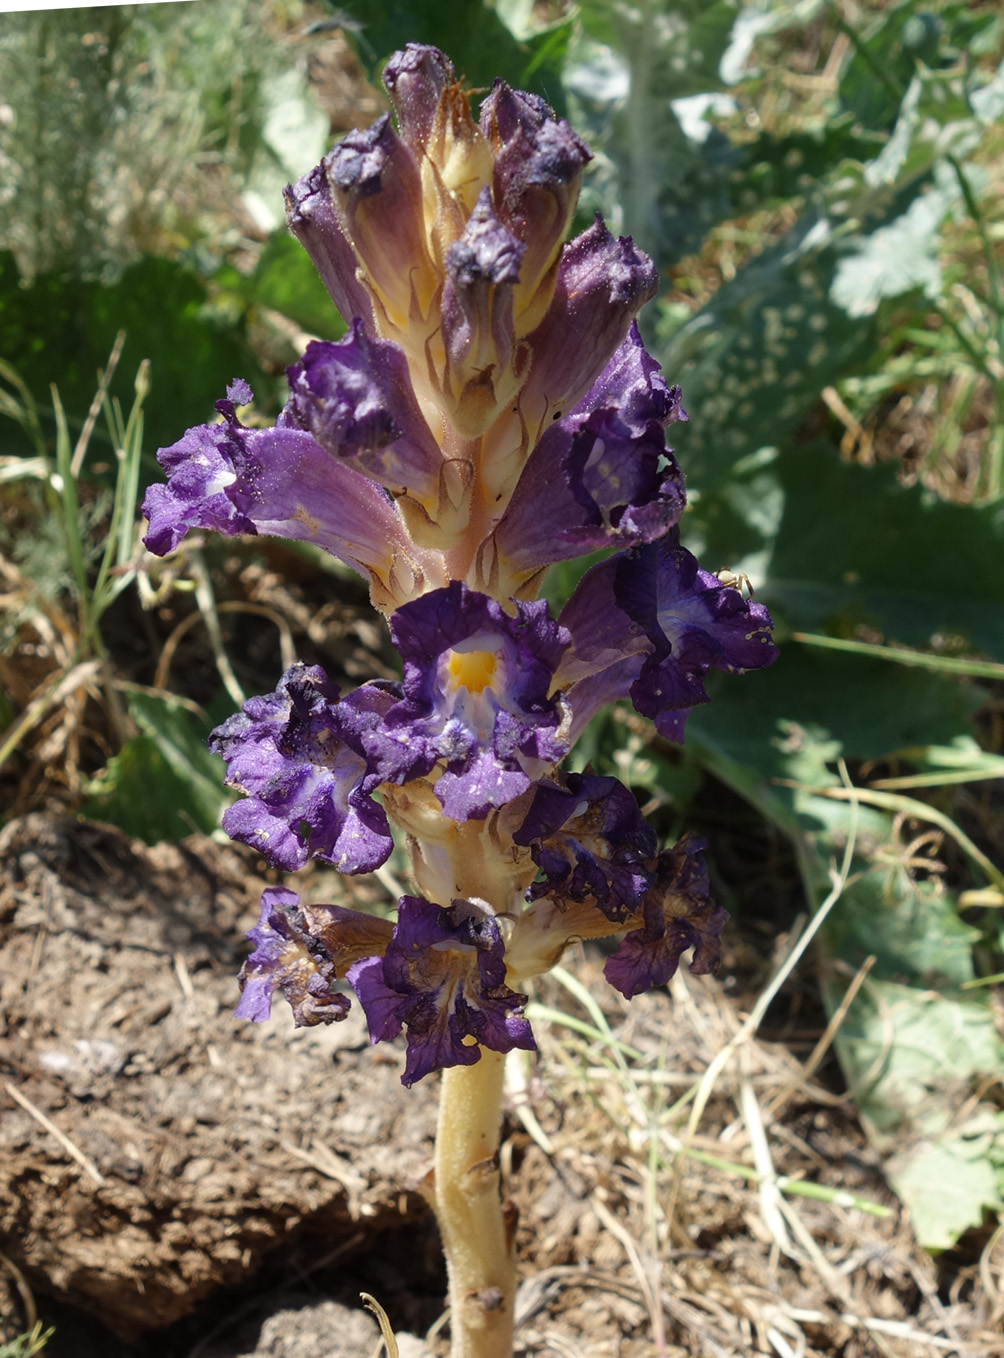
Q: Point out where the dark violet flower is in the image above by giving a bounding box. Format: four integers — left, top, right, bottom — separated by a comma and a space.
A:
604, 835, 729, 998
556, 530, 778, 743
516, 216, 660, 439
513, 772, 657, 920
385, 582, 571, 820
142, 42, 778, 1106
324, 114, 438, 331
488, 325, 686, 592
236, 886, 393, 1026
210, 664, 397, 873
285, 159, 377, 330
347, 895, 534, 1086
382, 43, 455, 152
285, 319, 443, 509
142, 414, 256, 554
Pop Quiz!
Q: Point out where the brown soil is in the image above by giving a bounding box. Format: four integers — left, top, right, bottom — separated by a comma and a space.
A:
1, 813, 997, 1357
0, 814, 439, 1353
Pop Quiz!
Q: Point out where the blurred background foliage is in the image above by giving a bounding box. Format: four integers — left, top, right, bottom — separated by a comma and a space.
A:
1, 0, 1003, 1260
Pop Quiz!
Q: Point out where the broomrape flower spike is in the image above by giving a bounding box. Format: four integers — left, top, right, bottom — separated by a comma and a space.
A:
142, 43, 777, 1358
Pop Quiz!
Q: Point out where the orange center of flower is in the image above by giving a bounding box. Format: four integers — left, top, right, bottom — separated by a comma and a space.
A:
447, 649, 498, 694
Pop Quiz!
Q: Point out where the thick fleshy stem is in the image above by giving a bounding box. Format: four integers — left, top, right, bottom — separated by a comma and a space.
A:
433, 1049, 515, 1358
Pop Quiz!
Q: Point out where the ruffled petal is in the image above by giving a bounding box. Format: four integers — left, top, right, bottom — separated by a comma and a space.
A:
557, 530, 778, 743
385, 583, 571, 820
604, 835, 728, 998
209, 665, 397, 873
347, 895, 535, 1085
285, 318, 443, 506
513, 772, 657, 919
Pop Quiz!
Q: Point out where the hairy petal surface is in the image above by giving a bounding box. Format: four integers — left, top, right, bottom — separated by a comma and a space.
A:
348, 895, 535, 1085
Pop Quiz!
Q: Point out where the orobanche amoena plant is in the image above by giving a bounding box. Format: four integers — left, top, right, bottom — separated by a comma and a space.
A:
143, 45, 777, 1358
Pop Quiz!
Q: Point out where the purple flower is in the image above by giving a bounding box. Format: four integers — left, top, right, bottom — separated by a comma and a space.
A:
142, 393, 446, 612
236, 886, 392, 1026
440, 187, 527, 438
556, 530, 778, 743
385, 583, 571, 820
285, 319, 443, 510
604, 835, 728, 998
347, 895, 534, 1085
209, 664, 397, 873
285, 159, 376, 330
382, 43, 456, 152
517, 216, 660, 440
323, 114, 438, 331
480, 79, 591, 330
488, 325, 687, 593
513, 772, 657, 920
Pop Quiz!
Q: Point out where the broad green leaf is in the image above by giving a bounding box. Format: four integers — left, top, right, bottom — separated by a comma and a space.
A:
829, 164, 961, 317
217, 232, 347, 342
765, 444, 1004, 653
83, 691, 230, 843
565, 0, 743, 265
824, 969, 1004, 1247
824, 867, 980, 990
0, 251, 267, 460
890, 1125, 1004, 1251
242, 67, 330, 232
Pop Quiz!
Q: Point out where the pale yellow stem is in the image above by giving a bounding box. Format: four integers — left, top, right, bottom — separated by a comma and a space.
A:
434, 1050, 515, 1358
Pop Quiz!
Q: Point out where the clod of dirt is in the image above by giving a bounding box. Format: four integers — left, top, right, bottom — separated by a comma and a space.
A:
0, 815, 437, 1338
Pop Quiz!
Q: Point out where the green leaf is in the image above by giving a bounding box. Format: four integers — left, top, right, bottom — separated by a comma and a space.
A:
765, 444, 1004, 654
829, 163, 961, 318
241, 67, 330, 233
824, 968, 1004, 1247
83, 691, 231, 843
824, 867, 980, 990
0, 251, 267, 460
564, 0, 742, 265
218, 232, 347, 341
890, 1125, 1004, 1250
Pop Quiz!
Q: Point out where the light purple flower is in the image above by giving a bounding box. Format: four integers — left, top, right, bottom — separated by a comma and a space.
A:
517, 216, 660, 438
142, 388, 446, 611
347, 895, 535, 1085
441, 187, 527, 436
